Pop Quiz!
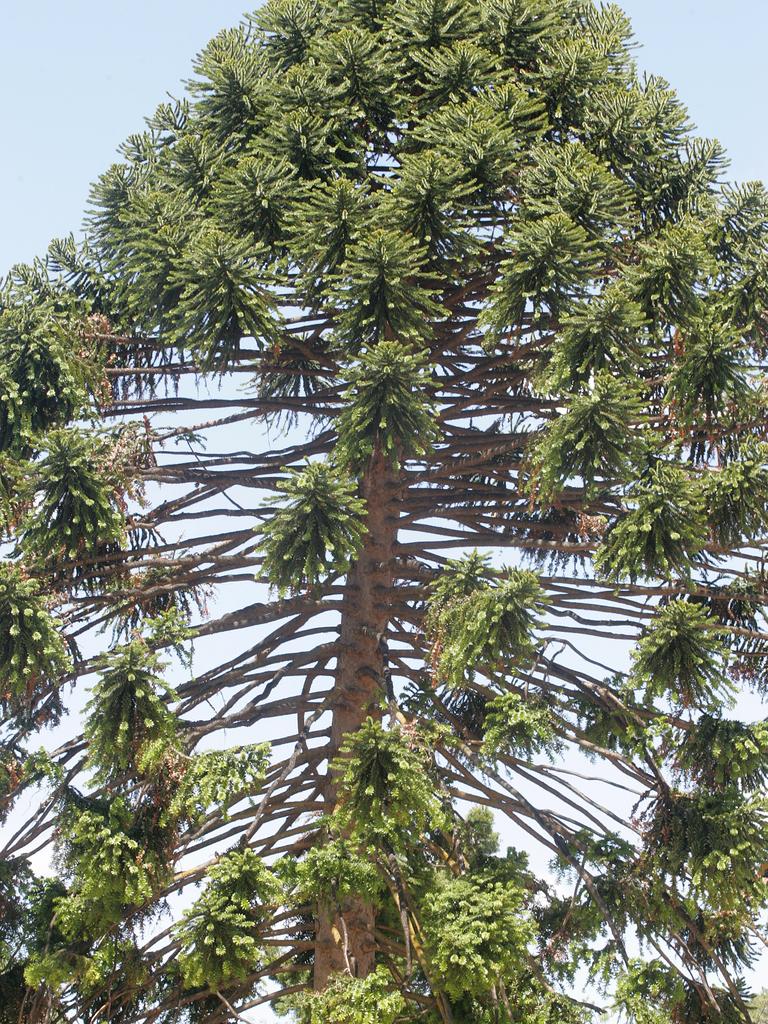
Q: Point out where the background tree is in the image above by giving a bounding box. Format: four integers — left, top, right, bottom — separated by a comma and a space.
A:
751, 992, 768, 1024
2, 1, 768, 1022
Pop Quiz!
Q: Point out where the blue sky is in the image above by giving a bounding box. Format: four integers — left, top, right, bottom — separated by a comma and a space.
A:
1, 2, 767, 273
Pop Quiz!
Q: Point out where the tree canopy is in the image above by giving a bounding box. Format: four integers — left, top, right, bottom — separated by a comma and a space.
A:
2, 1, 768, 1022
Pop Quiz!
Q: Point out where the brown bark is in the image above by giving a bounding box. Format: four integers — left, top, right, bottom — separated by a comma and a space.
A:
313, 446, 402, 990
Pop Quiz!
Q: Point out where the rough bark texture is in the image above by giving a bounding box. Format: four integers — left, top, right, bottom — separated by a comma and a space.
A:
313, 447, 402, 989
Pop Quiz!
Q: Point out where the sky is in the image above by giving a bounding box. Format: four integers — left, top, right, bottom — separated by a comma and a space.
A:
1, 2, 768, 273
2, 1, 767, 1016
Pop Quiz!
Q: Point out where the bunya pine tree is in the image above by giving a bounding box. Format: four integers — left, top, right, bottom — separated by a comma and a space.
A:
2, 1, 768, 1022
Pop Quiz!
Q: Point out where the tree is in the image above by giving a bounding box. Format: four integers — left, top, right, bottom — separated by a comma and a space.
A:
1, 0, 768, 1021
752, 992, 768, 1024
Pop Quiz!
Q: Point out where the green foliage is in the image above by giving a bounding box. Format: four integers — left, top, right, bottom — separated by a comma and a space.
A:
258, 461, 367, 594
716, 183, 768, 341
328, 228, 445, 349
94, 183, 197, 336
20, 429, 127, 578
310, 26, 395, 129
170, 227, 283, 369
482, 691, 557, 759
335, 718, 445, 850
522, 141, 634, 237
0, 562, 71, 720
613, 960, 684, 1024
177, 847, 279, 991
629, 218, 712, 321
481, 0, 566, 69
292, 838, 382, 909
55, 795, 172, 939
527, 373, 641, 500
188, 26, 266, 144
143, 604, 196, 664
168, 744, 270, 825
0, 453, 32, 536
676, 714, 768, 792
462, 807, 500, 862
24, 939, 147, 1008
387, 0, 473, 60
250, 1, 321, 70
595, 462, 708, 581
419, 39, 498, 110
427, 550, 491, 612
642, 788, 768, 910
423, 873, 534, 1000
287, 177, 371, 294
213, 155, 295, 247
261, 107, 344, 180
706, 442, 768, 547
108, 577, 200, 652
77, 939, 148, 1003
482, 213, 599, 338
630, 600, 730, 710
412, 89, 543, 199
0, 304, 100, 453
84, 639, 177, 782
382, 151, 475, 259
287, 967, 406, 1024
0, 747, 61, 822
427, 569, 546, 686
544, 286, 649, 391
665, 310, 752, 427
336, 341, 440, 471
751, 990, 768, 1024
0, 864, 70, 1017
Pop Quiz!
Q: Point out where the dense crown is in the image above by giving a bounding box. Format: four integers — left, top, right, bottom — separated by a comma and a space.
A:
2, 2, 768, 1023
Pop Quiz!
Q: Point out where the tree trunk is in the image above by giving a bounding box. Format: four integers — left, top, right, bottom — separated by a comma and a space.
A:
313, 446, 401, 989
